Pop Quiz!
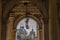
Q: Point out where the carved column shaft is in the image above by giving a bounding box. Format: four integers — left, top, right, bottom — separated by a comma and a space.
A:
49, 0, 58, 40
7, 16, 14, 40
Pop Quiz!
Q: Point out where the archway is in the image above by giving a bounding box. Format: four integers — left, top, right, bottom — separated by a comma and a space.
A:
6, 1, 44, 40
16, 18, 39, 40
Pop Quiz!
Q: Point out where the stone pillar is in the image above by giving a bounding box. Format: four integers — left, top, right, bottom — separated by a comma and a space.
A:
44, 22, 49, 40
39, 18, 44, 40
0, 0, 2, 40
43, 18, 49, 40
49, 0, 58, 40
7, 16, 14, 40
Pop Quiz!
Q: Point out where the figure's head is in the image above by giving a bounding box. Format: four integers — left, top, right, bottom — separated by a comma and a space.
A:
21, 26, 24, 28
20, 26, 24, 29
32, 29, 33, 31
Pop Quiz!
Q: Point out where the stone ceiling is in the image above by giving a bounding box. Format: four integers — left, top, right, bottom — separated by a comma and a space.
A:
11, 3, 41, 14
2, 0, 60, 24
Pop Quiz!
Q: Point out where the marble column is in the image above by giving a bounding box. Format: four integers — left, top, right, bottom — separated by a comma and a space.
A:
0, 0, 2, 40
49, 0, 59, 40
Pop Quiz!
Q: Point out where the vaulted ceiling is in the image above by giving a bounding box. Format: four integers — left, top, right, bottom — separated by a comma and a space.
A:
2, 0, 60, 24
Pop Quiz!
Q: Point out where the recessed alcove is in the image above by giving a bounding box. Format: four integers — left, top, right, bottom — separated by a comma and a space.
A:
16, 18, 39, 40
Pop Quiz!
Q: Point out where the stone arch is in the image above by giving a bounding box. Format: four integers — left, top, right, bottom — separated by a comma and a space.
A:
6, 1, 45, 40
14, 15, 42, 29
6, 13, 44, 40
13, 15, 44, 40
